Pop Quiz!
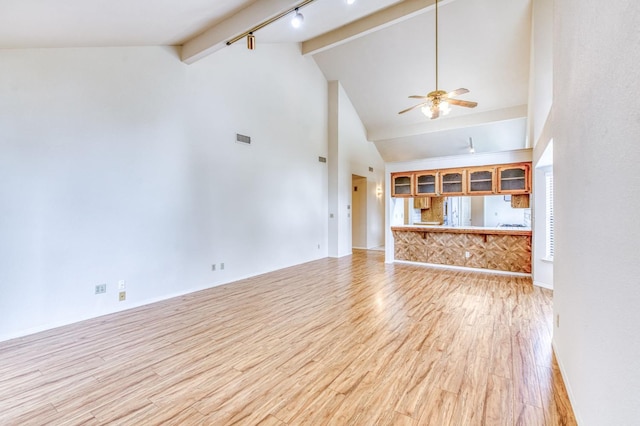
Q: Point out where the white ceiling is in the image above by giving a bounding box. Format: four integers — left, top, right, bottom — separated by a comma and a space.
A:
0, 0, 532, 162
375, 117, 527, 163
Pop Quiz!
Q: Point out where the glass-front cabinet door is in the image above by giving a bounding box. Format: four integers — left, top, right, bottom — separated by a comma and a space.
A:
414, 172, 439, 196
497, 164, 530, 194
391, 173, 413, 197
467, 167, 496, 195
440, 170, 465, 195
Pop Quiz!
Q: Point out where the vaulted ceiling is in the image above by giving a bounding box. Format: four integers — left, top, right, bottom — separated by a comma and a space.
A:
0, 0, 532, 161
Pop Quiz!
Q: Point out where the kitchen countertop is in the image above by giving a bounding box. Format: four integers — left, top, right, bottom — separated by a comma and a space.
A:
391, 224, 532, 236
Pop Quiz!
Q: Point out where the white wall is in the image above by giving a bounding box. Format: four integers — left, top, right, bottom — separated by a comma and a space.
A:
483, 195, 526, 227
366, 179, 385, 248
0, 44, 329, 341
527, 0, 553, 147
528, 0, 554, 291
553, 1, 640, 424
327, 81, 384, 257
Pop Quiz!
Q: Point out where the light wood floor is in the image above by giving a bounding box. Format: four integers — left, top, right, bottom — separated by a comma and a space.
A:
0, 250, 576, 425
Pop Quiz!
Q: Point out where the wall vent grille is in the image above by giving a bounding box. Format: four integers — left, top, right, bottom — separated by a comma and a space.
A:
318, 156, 327, 163
236, 133, 251, 144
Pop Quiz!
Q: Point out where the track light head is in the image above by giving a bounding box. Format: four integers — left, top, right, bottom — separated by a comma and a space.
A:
247, 33, 256, 50
291, 8, 304, 28
226, 0, 318, 48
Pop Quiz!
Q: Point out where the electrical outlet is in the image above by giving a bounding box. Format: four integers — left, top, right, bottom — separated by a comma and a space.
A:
212, 264, 216, 271
220, 263, 224, 270
556, 314, 560, 328
119, 291, 126, 301
465, 251, 470, 258
118, 280, 126, 290
95, 284, 106, 294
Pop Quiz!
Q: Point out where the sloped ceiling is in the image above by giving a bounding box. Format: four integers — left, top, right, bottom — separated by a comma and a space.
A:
0, 0, 532, 162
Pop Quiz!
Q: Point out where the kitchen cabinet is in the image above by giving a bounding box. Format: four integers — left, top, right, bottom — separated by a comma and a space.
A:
390, 162, 531, 198
391, 173, 413, 197
467, 167, 496, 195
414, 197, 431, 209
440, 170, 465, 195
414, 172, 439, 196
497, 164, 530, 194
511, 194, 530, 208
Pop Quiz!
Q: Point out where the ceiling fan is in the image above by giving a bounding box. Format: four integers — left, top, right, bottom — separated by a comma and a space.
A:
399, 0, 477, 119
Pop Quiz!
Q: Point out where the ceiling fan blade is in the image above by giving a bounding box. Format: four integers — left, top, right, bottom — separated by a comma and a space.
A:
409, 95, 429, 99
447, 88, 470, 97
447, 98, 478, 108
398, 102, 428, 115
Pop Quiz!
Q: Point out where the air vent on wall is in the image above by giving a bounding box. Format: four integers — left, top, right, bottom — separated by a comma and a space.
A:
236, 133, 251, 144
318, 156, 327, 163
369, 167, 374, 172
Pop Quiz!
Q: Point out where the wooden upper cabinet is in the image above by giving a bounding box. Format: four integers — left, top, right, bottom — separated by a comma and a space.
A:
497, 164, 530, 194
390, 162, 530, 199
414, 171, 439, 196
391, 173, 414, 197
414, 197, 431, 209
467, 167, 496, 195
440, 170, 466, 196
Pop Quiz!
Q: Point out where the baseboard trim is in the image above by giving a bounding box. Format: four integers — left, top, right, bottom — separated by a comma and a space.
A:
0, 255, 331, 344
0, 281, 222, 343
394, 260, 531, 277
552, 340, 582, 425
534, 280, 554, 290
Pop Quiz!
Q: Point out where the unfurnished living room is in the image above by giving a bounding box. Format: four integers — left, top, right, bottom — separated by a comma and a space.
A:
1, 0, 638, 425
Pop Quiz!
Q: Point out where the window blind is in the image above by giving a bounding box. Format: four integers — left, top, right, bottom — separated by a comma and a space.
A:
545, 171, 554, 260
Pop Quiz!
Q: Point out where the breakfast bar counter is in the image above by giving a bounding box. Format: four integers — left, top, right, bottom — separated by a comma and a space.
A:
392, 225, 532, 273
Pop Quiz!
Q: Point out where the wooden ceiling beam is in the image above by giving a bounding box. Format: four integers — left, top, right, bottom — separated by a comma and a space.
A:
181, 0, 300, 64
302, 0, 459, 56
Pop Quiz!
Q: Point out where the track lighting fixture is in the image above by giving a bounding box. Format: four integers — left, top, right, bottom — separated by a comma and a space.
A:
247, 32, 256, 50
291, 8, 304, 28
226, 0, 316, 50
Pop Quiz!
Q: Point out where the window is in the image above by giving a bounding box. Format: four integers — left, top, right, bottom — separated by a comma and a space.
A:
545, 171, 554, 260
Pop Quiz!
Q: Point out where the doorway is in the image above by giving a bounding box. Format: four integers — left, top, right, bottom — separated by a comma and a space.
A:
352, 175, 367, 249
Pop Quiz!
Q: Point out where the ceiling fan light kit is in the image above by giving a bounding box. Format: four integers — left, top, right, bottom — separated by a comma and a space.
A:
399, 0, 477, 119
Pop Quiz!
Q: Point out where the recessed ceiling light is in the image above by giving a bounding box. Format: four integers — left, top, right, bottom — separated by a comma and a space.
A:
347, 0, 356, 4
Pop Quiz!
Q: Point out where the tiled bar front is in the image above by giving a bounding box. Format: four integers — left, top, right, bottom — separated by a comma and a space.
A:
392, 226, 532, 273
